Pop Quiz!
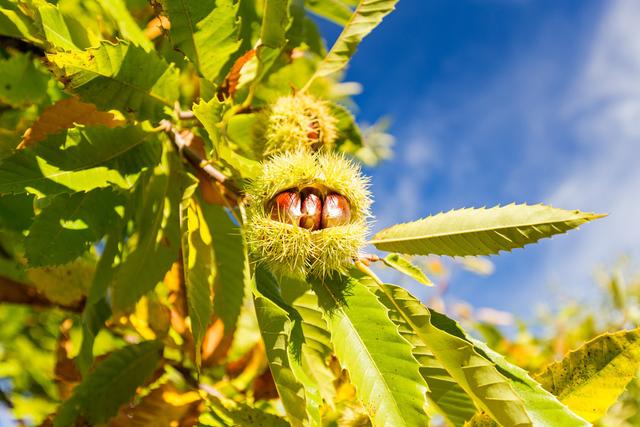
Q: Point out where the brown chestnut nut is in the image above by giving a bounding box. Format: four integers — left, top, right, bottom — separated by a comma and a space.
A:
270, 190, 302, 225
321, 193, 351, 228
300, 190, 322, 230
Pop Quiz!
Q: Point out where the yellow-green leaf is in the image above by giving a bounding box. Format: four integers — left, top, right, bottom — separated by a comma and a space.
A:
535, 329, 640, 422
370, 204, 605, 257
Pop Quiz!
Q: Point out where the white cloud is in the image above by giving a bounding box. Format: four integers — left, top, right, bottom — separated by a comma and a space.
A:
541, 0, 640, 292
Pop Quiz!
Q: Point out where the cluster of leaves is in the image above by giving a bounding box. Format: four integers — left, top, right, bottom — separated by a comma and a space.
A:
0, 0, 632, 426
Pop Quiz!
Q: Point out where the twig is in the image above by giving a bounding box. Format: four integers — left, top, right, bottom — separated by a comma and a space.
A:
0, 275, 85, 312
159, 120, 242, 201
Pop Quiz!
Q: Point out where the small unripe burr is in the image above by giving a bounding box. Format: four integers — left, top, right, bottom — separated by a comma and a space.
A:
300, 190, 322, 230
322, 193, 351, 229
270, 190, 302, 225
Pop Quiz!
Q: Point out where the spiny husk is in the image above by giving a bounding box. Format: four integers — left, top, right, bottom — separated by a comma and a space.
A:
246, 150, 371, 277
257, 93, 337, 157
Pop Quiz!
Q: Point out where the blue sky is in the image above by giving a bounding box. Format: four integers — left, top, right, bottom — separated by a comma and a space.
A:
317, 0, 640, 318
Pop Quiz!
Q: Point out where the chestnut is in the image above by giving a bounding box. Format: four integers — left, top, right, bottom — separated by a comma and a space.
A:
269, 190, 302, 225
300, 190, 322, 230
321, 193, 351, 228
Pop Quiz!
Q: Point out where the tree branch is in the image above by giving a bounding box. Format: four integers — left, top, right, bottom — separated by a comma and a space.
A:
0, 275, 85, 312
159, 119, 242, 202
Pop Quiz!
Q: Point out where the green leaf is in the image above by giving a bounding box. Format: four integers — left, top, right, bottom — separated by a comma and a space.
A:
0, 125, 160, 196
306, 0, 399, 85
47, 41, 179, 120
0, 53, 50, 107
426, 308, 589, 426
261, 0, 290, 49
193, 97, 226, 146
370, 204, 605, 257
36, 3, 78, 51
534, 329, 640, 422
25, 187, 125, 266
202, 203, 249, 334
254, 268, 314, 427
111, 153, 182, 311
281, 277, 337, 405
54, 340, 163, 426
77, 298, 111, 375
78, 225, 123, 375
376, 287, 476, 426
311, 272, 430, 426
371, 283, 532, 426
305, 0, 353, 26
98, 0, 154, 51
0, 126, 156, 195
467, 338, 589, 426
159, 0, 241, 82
0, 0, 43, 45
382, 253, 433, 286
181, 197, 214, 366
0, 193, 34, 231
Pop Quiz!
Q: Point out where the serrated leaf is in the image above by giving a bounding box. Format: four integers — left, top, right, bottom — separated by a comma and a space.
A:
467, 337, 589, 426
426, 308, 589, 426
111, 153, 182, 311
280, 276, 337, 405
305, 0, 353, 26
20, 97, 124, 148
371, 204, 605, 257
202, 203, 249, 335
159, 0, 241, 82
47, 41, 179, 120
181, 197, 214, 366
534, 329, 640, 422
0, 53, 49, 107
373, 282, 476, 426
306, 0, 398, 85
193, 97, 226, 146
54, 340, 163, 426
25, 187, 125, 266
292, 293, 337, 405
372, 283, 532, 426
254, 268, 313, 427
0, 125, 160, 196
311, 272, 430, 426
383, 253, 433, 286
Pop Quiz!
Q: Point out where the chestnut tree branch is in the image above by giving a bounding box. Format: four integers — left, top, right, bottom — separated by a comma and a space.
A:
159, 119, 242, 201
